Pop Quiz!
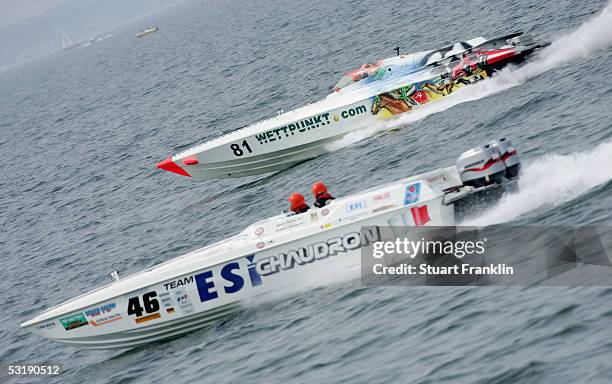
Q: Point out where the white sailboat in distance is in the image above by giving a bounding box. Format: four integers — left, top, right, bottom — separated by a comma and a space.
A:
61, 34, 77, 50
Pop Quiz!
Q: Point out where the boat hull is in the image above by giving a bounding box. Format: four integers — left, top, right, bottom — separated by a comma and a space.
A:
160, 68, 491, 179
22, 177, 455, 348
159, 40, 541, 179
178, 135, 342, 179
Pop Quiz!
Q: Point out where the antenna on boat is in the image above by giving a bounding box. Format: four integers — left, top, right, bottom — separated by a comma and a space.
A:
394, 46, 400, 56
110, 271, 120, 282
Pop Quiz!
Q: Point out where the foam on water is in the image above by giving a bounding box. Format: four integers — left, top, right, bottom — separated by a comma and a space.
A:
513, 0, 612, 80
326, 0, 612, 150
462, 139, 612, 226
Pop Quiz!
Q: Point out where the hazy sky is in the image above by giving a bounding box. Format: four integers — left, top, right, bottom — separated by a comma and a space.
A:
0, 0, 69, 28
0, 0, 183, 69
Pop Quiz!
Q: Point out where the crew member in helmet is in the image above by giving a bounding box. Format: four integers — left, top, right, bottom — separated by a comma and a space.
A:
312, 181, 335, 208
288, 192, 310, 214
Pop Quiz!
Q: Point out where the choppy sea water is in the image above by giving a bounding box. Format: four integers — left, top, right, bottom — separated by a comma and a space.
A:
1, 0, 612, 382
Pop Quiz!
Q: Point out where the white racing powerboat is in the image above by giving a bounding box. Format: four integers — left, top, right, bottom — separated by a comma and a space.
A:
156, 32, 543, 179
22, 139, 520, 349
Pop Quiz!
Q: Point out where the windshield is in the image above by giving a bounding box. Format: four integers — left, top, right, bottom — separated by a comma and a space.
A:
334, 75, 356, 90
333, 62, 382, 91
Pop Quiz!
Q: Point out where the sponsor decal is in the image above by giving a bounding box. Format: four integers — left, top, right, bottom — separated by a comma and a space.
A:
372, 204, 396, 213
84, 302, 117, 317
426, 173, 447, 183
194, 255, 263, 303
256, 241, 265, 249
163, 276, 194, 291
36, 321, 56, 330
159, 291, 174, 313
463, 159, 486, 169
275, 215, 306, 231
255, 227, 264, 236
373, 191, 391, 203
159, 278, 199, 315
135, 313, 161, 324
254, 113, 331, 145
334, 105, 368, 121
84, 302, 122, 327
60, 313, 89, 331
255, 227, 381, 276
340, 201, 370, 224
346, 200, 366, 212
246, 255, 262, 288
321, 223, 333, 229
90, 313, 122, 327
404, 183, 421, 205
172, 288, 195, 314
321, 208, 330, 216
158, 291, 178, 314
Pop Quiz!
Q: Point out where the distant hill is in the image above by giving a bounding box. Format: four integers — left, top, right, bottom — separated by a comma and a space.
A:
0, 0, 184, 69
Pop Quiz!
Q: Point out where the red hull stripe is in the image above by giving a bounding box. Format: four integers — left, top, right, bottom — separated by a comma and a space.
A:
484, 48, 517, 65
501, 150, 517, 161
156, 157, 191, 177
463, 157, 503, 173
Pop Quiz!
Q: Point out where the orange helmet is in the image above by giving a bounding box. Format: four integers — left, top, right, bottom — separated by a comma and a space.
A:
288, 193, 306, 211
311, 181, 328, 197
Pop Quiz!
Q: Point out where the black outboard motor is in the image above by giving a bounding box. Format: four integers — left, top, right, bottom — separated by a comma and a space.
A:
487, 138, 521, 178
456, 144, 507, 188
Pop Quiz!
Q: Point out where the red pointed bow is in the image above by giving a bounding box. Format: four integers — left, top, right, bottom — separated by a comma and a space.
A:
156, 157, 191, 177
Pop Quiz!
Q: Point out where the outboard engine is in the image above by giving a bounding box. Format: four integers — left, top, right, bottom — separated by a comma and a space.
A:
456, 144, 506, 188
487, 138, 521, 178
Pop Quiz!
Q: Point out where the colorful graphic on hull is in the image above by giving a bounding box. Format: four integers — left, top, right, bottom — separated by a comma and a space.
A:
371, 58, 489, 119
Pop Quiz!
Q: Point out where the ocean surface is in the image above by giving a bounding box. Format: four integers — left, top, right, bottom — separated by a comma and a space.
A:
2, 0, 612, 382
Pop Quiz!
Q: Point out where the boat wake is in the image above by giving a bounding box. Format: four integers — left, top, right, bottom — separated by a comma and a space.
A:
461, 140, 612, 226
326, 0, 612, 151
